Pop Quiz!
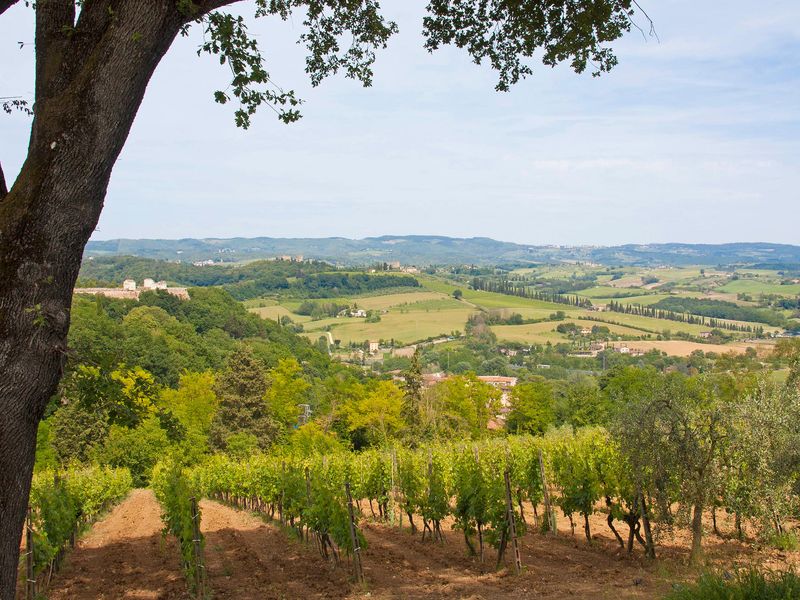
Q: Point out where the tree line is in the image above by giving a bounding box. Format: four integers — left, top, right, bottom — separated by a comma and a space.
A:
470, 277, 593, 308
606, 300, 764, 334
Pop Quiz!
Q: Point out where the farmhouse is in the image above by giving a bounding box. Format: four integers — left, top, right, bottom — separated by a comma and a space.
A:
699, 331, 713, 339
368, 341, 380, 355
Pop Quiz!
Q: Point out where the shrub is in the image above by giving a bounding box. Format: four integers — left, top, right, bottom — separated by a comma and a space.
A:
665, 570, 800, 600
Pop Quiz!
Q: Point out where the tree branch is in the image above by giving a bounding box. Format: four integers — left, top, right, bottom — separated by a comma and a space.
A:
0, 160, 7, 199
195, 0, 243, 15
0, 0, 20, 18
35, 0, 76, 101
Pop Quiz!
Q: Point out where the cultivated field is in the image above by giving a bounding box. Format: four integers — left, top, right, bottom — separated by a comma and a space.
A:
302, 304, 475, 345
247, 270, 790, 354
491, 319, 646, 345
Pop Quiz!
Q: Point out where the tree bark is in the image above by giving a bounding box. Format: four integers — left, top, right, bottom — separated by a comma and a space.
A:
583, 512, 591, 543
690, 502, 704, 564
638, 490, 655, 559
0, 2, 242, 596
607, 513, 624, 548
0, 163, 7, 201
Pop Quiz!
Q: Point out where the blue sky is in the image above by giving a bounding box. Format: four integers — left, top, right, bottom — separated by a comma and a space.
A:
1, 1, 798, 245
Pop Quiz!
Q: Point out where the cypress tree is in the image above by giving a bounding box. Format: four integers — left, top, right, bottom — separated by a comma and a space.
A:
209, 345, 276, 451
402, 347, 424, 437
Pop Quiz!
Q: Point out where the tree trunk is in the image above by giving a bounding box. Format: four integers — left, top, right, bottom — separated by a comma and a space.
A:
711, 505, 719, 537
583, 512, 591, 543
638, 490, 655, 559
0, 3, 218, 596
690, 502, 703, 564
607, 513, 624, 548
407, 511, 416, 534
735, 511, 743, 540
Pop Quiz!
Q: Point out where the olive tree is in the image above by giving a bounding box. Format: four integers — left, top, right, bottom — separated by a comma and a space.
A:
0, 0, 647, 593
612, 371, 727, 564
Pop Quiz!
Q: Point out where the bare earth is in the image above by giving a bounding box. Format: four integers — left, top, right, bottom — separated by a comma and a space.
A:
42, 493, 800, 600
45, 489, 189, 600
199, 498, 351, 599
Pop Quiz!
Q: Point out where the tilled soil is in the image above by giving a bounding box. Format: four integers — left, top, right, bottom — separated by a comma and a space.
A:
197, 500, 666, 599
199, 498, 351, 599
40, 492, 800, 600
45, 489, 189, 600
356, 513, 663, 600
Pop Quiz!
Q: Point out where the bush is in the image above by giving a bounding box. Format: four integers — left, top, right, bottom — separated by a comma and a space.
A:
29, 466, 132, 574
94, 417, 170, 486
665, 570, 800, 600
768, 531, 799, 551
152, 459, 204, 593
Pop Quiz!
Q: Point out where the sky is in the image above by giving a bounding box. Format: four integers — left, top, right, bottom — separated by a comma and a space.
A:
1, 1, 798, 246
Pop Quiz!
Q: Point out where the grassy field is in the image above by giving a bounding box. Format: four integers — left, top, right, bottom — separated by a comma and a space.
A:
249, 305, 312, 323
614, 340, 770, 357
245, 271, 784, 352
576, 286, 666, 300
301, 306, 475, 345
492, 319, 647, 344
575, 310, 758, 335
718, 279, 800, 296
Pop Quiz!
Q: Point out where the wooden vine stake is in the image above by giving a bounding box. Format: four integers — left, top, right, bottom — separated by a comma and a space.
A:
305, 466, 312, 543
26, 507, 35, 600
538, 449, 556, 535
503, 470, 522, 574
391, 448, 400, 528
190, 497, 206, 599
279, 460, 286, 527
344, 481, 364, 583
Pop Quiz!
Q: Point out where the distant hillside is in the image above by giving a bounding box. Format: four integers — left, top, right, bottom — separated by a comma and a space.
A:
77, 256, 419, 301
84, 236, 800, 267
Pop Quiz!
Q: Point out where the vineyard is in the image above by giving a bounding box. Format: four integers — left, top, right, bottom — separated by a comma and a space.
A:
185, 429, 654, 572
24, 422, 800, 599
134, 423, 789, 597
23, 365, 800, 598
20, 465, 132, 597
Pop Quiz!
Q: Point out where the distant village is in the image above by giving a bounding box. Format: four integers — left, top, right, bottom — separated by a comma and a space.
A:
74, 278, 189, 301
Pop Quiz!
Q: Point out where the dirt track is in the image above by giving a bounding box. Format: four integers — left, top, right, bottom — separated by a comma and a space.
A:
42, 492, 800, 599
46, 489, 188, 600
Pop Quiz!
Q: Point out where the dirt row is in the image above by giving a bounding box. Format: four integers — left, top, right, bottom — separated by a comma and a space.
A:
43, 490, 800, 599
46, 489, 188, 600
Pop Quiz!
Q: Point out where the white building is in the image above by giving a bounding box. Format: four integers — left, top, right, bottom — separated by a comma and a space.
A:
142, 278, 168, 290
